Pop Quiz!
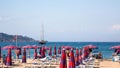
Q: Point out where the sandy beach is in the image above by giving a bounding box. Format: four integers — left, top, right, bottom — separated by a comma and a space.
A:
0, 58, 120, 68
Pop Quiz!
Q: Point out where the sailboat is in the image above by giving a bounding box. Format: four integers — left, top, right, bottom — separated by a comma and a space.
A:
39, 23, 47, 45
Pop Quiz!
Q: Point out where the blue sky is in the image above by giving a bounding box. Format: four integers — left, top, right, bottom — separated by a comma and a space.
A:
0, 0, 120, 42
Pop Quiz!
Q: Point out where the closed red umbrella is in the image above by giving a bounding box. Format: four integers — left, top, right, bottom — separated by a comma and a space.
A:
60, 49, 67, 68
69, 49, 75, 68
49, 46, 52, 56
41, 46, 46, 58
2, 45, 18, 66
22, 48, 26, 63
82, 47, 89, 60
6, 48, 12, 66
75, 48, 79, 66
54, 45, 56, 56
79, 48, 83, 64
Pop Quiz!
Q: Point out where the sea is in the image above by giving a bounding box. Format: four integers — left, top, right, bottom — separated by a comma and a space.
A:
1, 42, 120, 59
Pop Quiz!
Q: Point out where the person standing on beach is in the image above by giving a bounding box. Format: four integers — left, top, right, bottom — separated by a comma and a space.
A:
3, 54, 6, 65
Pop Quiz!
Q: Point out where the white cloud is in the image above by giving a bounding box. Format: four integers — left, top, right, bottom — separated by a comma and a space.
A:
0, 16, 11, 21
112, 24, 120, 31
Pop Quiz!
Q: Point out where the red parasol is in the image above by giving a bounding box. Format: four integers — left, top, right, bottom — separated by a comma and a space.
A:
60, 49, 67, 68
22, 45, 33, 49
85, 44, 98, 49
34, 48, 37, 59
75, 48, 79, 66
79, 48, 83, 64
22, 48, 26, 63
32, 45, 40, 49
110, 45, 120, 49
6, 48, 12, 66
2, 45, 18, 50
2, 45, 18, 66
41, 46, 46, 58
54, 45, 56, 56
62, 46, 74, 50
69, 49, 75, 68
82, 47, 89, 60
49, 46, 52, 56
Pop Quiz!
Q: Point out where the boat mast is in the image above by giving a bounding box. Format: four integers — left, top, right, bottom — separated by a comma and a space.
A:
41, 23, 44, 41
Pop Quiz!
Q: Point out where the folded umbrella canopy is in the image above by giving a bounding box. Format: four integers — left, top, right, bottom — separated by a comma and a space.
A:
2, 45, 18, 50
54, 45, 57, 56
84, 44, 98, 49
6, 48, 12, 66
22, 45, 33, 49
82, 46, 89, 60
69, 49, 75, 68
79, 48, 83, 64
62, 46, 74, 50
75, 48, 79, 66
110, 45, 120, 49
49, 46, 52, 56
41, 46, 46, 58
60, 49, 67, 68
22, 48, 26, 63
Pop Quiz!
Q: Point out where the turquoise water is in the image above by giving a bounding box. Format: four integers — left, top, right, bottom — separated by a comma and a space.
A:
0, 42, 120, 59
